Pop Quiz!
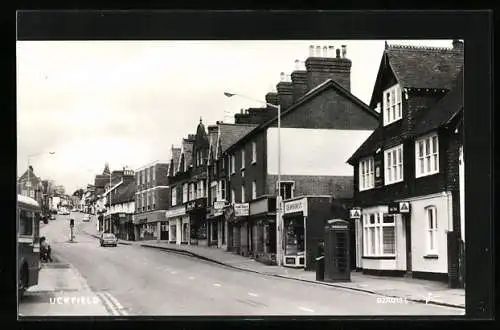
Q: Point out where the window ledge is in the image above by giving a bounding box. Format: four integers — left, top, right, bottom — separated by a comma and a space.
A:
252, 161, 256, 165
423, 254, 439, 259
362, 256, 396, 260
384, 180, 404, 186
415, 171, 440, 179
359, 186, 375, 192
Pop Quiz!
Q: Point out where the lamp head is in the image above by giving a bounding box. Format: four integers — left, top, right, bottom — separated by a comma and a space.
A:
223, 92, 235, 98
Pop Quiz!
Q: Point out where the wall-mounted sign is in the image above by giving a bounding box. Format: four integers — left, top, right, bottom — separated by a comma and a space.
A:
349, 208, 361, 219
186, 201, 196, 212
234, 203, 249, 217
399, 202, 410, 213
374, 158, 383, 187
388, 202, 399, 214
284, 198, 306, 215
166, 206, 186, 218
213, 201, 226, 210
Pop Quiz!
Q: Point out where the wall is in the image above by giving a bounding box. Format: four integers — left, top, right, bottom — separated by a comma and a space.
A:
267, 127, 372, 176
267, 174, 353, 200
459, 146, 464, 242
409, 193, 450, 274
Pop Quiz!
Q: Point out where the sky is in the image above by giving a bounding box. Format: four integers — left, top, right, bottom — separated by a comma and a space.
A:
17, 39, 454, 194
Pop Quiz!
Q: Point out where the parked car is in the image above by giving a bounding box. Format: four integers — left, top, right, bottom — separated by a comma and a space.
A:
50, 214, 56, 220
82, 214, 90, 222
100, 233, 118, 247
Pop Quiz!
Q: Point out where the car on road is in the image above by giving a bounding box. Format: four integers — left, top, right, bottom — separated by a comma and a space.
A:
82, 214, 90, 222
50, 214, 56, 220
100, 233, 118, 247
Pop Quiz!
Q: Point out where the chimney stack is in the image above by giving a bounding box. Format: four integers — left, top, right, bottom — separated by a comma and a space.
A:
291, 59, 308, 102
276, 72, 294, 110
265, 92, 279, 108
305, 44, 352, 91
452, 39, 464, 50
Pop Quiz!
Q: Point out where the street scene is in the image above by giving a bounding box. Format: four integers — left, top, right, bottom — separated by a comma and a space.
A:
17, 39, 465, 317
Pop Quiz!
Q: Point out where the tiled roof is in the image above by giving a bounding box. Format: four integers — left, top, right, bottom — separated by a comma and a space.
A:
111, 180, 136, 204
386, 44, 464, 90
219, 123, 257, 153
411, 67, 463, 138
207, 127, 219, 162
181, 138, 194, 167
171, 147, 181, 174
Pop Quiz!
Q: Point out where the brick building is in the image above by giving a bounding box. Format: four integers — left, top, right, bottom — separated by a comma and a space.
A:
133, 161, 170, 241
347, 40, 464, 287
109, 178, 136, 240
221, 45, 379, 265
104, 168, 135, 234
206, 121, 257, 249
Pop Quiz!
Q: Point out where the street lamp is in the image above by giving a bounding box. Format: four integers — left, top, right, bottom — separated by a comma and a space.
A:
26, 151, 55, 199
224, 91, 284, 267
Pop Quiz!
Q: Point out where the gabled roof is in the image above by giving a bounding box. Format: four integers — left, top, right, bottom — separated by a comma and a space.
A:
112, 180, 136, 204
411, 67, 464, 138
218, 123, 257, 155
175, 138, 194, 174
225, 78, 378, 154
207, 125, 219, 164
385, 44, 464, 90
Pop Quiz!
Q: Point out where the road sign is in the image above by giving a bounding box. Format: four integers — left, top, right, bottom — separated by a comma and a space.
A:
399, 202, 410, 213
350, 208, 361, 219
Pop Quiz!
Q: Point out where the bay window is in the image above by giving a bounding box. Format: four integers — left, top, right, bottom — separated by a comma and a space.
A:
359, 157, 375, 191
363, 212, 396, 257
416, 133, 439, 177
383, 84, 402, 126
384, 144, 404, 185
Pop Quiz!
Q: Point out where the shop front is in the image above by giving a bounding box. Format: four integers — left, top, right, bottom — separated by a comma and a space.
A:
116, 213, 135, 241
248, 195, 277, 265
186, 198, 207, 246
166, 205, 187, 245
206, 200, 227, 248
282, 196, 340, 271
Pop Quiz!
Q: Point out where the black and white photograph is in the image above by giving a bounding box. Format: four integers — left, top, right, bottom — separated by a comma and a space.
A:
15, 11, 490, 320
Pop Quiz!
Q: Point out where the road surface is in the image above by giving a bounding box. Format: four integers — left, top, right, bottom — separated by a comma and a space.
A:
26, 211, 463, 316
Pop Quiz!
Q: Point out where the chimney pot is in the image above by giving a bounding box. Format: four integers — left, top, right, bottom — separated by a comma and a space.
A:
280, 72, 285, 81
309, 45, 314, 56
323, 46, 328, 57
315, 45, 321, 57
341, 45, 347, 58
295, 59, 300, 70
336, 48, 340, 58
328, 45, 334, 57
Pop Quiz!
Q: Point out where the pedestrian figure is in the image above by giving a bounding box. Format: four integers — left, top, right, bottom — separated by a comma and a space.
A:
40, 236, 53, 262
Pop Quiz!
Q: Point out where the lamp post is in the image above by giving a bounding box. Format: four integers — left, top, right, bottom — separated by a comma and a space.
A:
223, 92, 283, 267
26, 151, 55, 200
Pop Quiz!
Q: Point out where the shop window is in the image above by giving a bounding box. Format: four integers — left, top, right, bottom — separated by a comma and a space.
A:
284, 218, 304, 255
19, 210, 33, 236
426, 206, 438, 254
363, 212, 396, 257
222, 220, 226, 244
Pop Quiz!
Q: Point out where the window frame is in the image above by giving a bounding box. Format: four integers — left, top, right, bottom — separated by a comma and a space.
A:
279, 181, 295, 200
252, 142, 257, 164
171, 187, 177, 207
359, 156, 375, 191
384, 144, 404, 185
241, 184, 245, 203
425, 206, 438, 255
182, 183, 188, 203
252, 181, 257, 200
231, 155, 236, 174
362, 211, 397, 257
382, 84, 403, 126
415, 133, 440, 178
241, 149, 245, 170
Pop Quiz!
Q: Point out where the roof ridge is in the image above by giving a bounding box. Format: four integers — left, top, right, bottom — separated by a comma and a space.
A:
387, 44, 461, 53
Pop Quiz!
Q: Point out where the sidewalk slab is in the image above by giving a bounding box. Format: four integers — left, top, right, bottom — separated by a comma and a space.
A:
137, 240, 465, 309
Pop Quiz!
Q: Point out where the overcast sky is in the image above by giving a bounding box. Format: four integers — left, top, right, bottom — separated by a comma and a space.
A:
17, 39, 453, 194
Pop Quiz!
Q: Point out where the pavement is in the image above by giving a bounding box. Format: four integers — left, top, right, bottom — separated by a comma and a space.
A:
75, 214, 465, 315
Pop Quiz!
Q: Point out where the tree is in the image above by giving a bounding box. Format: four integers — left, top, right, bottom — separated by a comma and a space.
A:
73, 188, 85, 198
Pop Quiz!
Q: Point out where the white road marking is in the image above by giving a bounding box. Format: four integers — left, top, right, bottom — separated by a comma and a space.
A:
96, 292, 119, 316
103, 292, 128, 316
298, 306, 315, 313
188, 276, 195, 280
248, 292, 259, 297
213, 283, 221, 287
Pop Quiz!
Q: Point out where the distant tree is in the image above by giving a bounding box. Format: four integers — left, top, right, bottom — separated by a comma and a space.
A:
73, 188, 85, 198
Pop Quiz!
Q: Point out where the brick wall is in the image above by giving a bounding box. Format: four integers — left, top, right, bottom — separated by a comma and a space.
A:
276, 88, 379, 130
267, 175, 353, 199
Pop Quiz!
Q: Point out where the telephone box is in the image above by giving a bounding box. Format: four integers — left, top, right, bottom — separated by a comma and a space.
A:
324, 219, 351, 282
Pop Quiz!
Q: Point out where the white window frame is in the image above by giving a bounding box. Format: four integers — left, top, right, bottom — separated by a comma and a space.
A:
220, 180, 226, 201
252, 142, 257, 164
182, 183, 188, 203
383, 84, 402, 126
359, 157, 375, 191
171, 188, 177, 207
362, 211, 396, 257
146, 168, 150, 182
279, 181, 295, 200
231, 155, 236, 174
241, 185, 245, 203
384, 144, 404, 185
252, 181, 257, 200
425, 206, 438, 255
231, 189, 235, 204
152, 166, 156, 181
241, 149, 245, 169
415, 133, 439, 178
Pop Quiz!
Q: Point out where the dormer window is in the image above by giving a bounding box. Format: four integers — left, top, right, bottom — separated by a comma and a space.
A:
383, 84, 402, 126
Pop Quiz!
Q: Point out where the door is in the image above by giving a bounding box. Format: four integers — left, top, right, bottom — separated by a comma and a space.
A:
405, 214, 412, 273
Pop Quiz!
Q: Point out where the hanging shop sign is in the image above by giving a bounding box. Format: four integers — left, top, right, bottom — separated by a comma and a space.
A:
186, 199, 207, 212
234, 203, 249, 217
213, 201, 226, 210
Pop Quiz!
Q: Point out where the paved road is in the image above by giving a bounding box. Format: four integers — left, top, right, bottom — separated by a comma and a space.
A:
39, 212, 463, 316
